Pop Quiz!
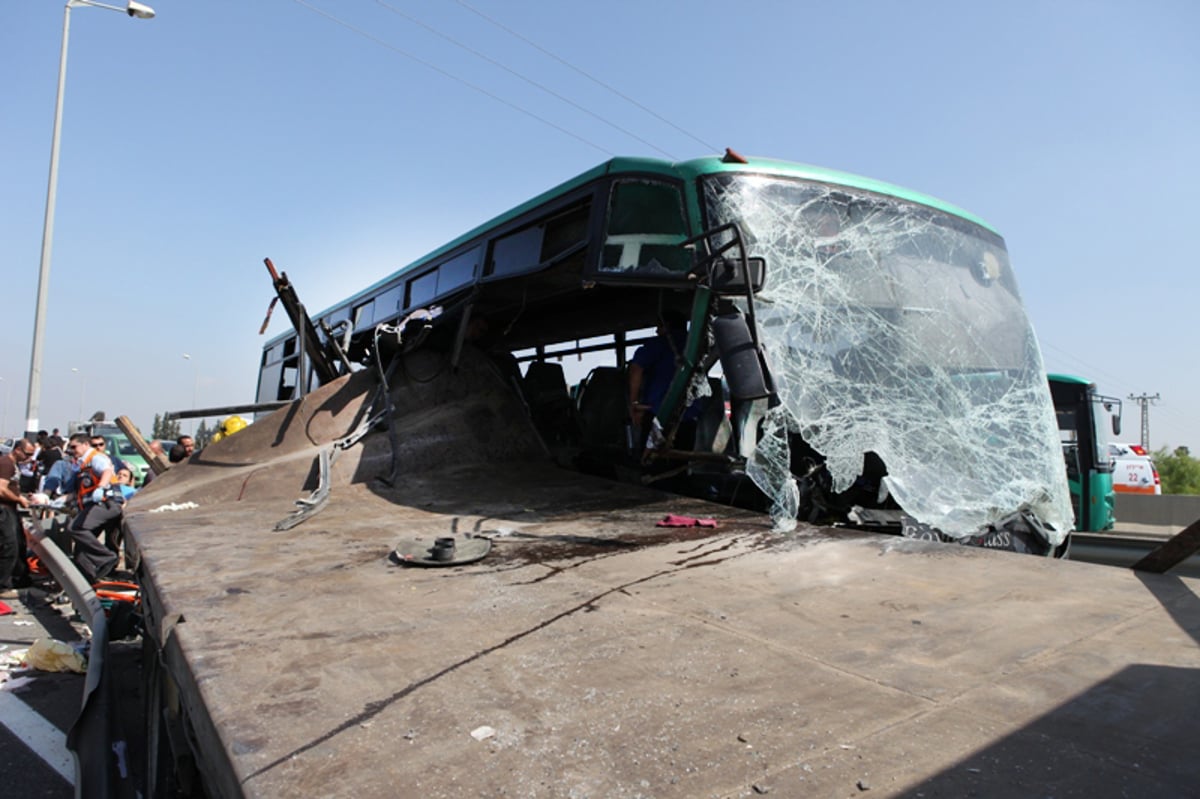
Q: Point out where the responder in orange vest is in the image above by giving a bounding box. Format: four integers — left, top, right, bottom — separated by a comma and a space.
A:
64, 433, 120, 584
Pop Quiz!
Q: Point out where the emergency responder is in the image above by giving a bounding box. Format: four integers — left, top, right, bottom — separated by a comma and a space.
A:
65, 433, 120, 584
211, 415, 248, 443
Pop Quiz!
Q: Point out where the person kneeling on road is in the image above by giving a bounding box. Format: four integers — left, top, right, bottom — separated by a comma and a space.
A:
65, 433, 120, 584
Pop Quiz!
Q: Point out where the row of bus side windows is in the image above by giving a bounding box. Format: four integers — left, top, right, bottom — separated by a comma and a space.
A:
312, 195, 595, 346
259, 191, 601, 403
406, 246, 483, 308
486, 200, 592, 278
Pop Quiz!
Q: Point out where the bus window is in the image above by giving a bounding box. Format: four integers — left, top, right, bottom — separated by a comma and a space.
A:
488, 225, 544, 277
484, 199, 592, 278
324, 307, 350, 336
541, 203, 591, 262
258, 353, 284, 405
601, 179, 690, 274
438, 247, 481, 294
352, 300, 375, 331
278, 365, 297, 400
407, 270, 438, 308
1090, 395, 1120, 470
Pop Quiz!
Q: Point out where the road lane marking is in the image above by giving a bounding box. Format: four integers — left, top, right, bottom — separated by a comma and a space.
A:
0, 690, 75, 785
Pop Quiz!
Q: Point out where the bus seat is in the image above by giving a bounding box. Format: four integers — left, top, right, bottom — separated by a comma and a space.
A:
523, 360, 568, 405
577, 366, 630, 451
522, 361, 578, 446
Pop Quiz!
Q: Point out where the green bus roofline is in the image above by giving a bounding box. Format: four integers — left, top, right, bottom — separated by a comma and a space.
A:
668, 155, 999, 235
1047, 373, 1094, 386
269, 154, 1002, 346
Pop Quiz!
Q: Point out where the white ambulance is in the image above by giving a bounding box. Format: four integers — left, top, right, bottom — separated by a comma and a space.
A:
1109, 442, 1162, 494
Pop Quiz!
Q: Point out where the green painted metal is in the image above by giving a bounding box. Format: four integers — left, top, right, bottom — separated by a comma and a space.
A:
657, 286, 714, 439
1089, 470, 1116, 531
271, 155, 1002, 346
1049, 373, 1116, 532
669, 155, 999, 233
1047, 372, 1091, 386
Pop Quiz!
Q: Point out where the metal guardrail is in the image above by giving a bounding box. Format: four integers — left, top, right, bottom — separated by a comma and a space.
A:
1072, 531, 1200, 578
23, 509, 117, 799
1131, 517, 1200, 573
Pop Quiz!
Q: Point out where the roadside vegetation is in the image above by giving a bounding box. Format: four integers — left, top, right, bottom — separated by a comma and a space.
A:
151, 413, 214, 449
1153, 446, 1200, 495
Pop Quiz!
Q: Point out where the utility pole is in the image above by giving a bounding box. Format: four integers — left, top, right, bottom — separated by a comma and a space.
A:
1127, 392, 1160, 451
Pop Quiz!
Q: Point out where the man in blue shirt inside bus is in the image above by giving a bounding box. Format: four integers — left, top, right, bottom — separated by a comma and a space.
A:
628, 310, 701, 446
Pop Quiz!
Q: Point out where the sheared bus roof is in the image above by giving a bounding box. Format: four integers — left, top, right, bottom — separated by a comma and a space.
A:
268, 155, 999, 346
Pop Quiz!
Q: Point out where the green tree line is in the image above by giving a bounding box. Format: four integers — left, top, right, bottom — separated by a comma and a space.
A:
1152, 446, 1200, 495
150, 413, 215, 448
151, 413, 181, 441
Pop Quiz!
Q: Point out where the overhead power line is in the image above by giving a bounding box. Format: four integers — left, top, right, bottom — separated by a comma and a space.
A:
1040, 341, 1133, 396
1041, 340, 1190, 440
289, 0, 614, 156
455, 0, 720, 155
372, 0, 678, 159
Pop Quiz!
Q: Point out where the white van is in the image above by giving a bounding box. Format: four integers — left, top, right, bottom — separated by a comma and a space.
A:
1109, 443, 1162, 495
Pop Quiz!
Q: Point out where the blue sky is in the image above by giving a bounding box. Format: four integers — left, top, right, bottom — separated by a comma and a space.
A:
2, 0, 1197, 449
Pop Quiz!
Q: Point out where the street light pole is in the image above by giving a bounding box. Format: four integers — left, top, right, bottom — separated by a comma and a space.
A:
23, 0, 155, 439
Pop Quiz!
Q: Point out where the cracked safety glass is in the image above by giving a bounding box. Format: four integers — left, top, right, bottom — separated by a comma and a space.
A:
703, 173, 1073, 541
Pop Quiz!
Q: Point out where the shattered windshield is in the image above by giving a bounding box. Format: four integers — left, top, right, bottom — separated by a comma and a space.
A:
703, 173, 1072, 540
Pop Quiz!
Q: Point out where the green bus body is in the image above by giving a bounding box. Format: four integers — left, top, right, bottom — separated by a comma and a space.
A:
259, 155, 994, 370
256, 154, 1073, 550
1048, 373, 1118, 532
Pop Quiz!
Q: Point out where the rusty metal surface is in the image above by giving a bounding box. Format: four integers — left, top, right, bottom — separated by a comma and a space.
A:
1133, 518, 1200, 574
125, 349, 1200, 798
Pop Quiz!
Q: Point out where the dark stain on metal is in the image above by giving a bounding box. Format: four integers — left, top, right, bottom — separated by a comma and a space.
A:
669, 536, 743, 567
236, 468, 269, 501
485, 523, 764, 569
242, 541, 754, 784
231, 736, 268, 755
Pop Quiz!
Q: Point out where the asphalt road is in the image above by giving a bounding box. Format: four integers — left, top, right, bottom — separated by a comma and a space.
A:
1, 585, 145, 798
1, 587, 80, 798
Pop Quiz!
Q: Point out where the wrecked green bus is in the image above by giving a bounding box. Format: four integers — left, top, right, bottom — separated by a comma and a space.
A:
255, 151, 1072, 554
